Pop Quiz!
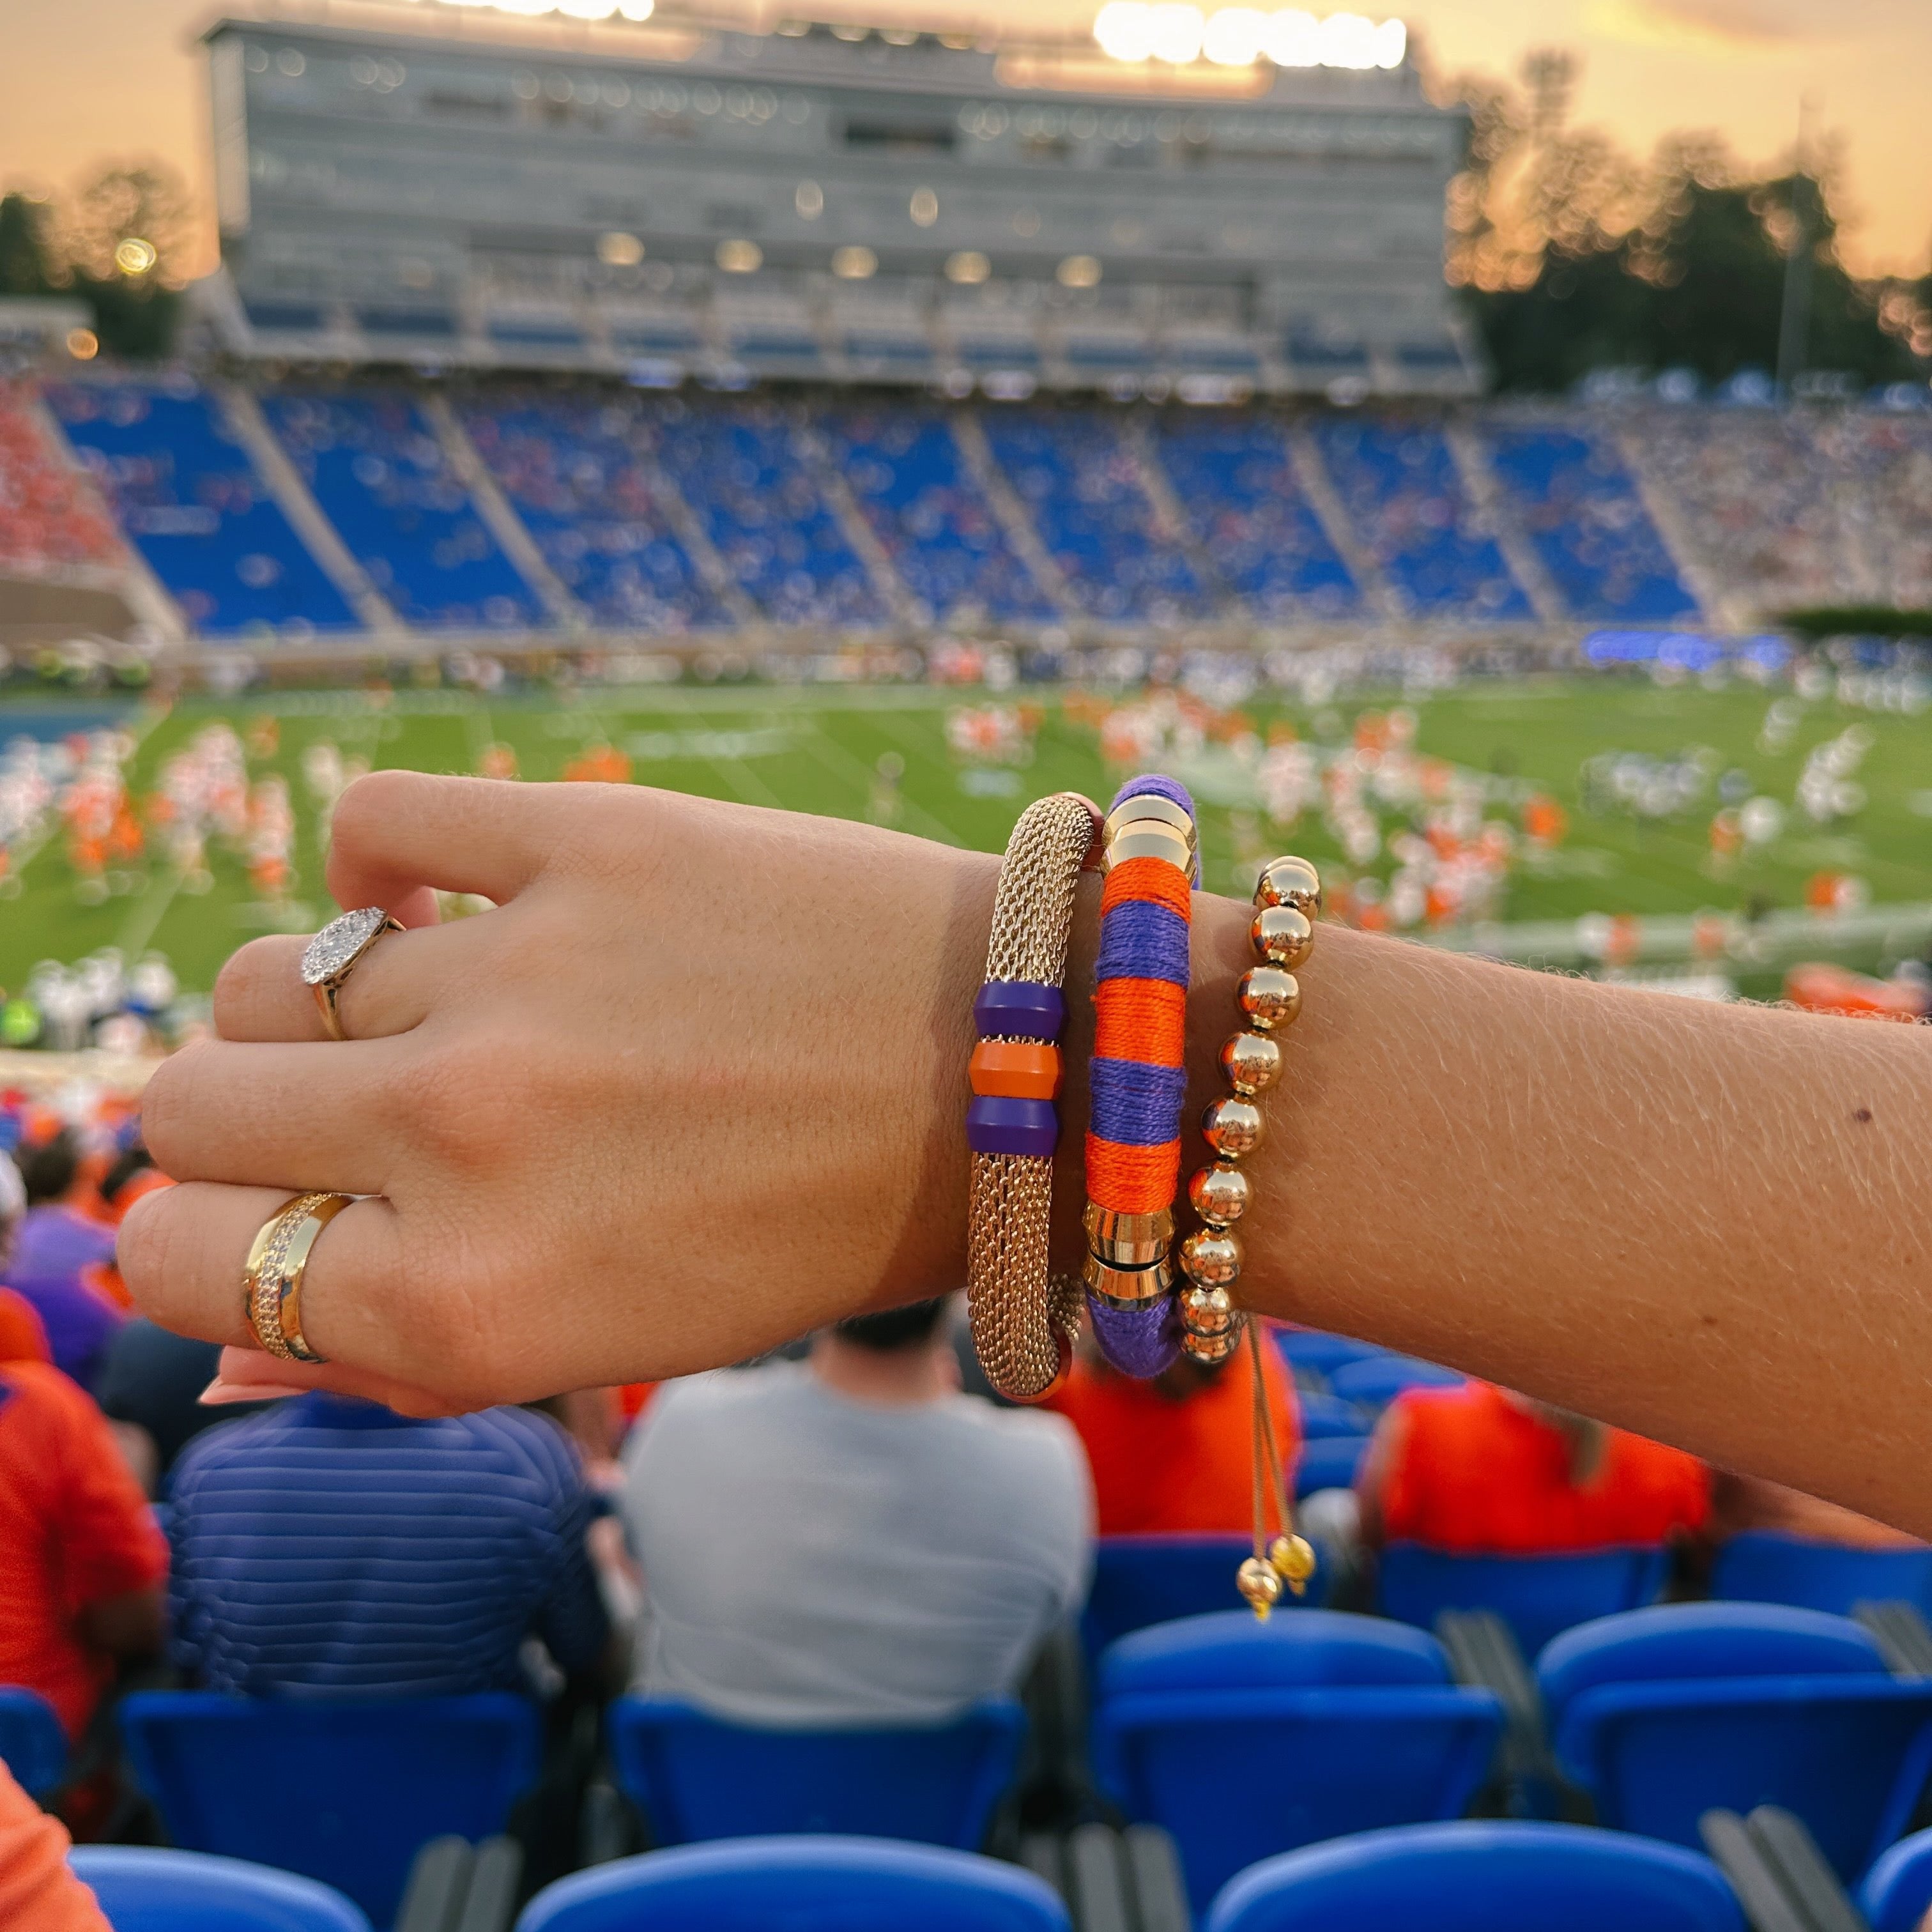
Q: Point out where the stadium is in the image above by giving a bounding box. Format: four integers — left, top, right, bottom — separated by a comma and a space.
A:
4, 0, 1932, 1928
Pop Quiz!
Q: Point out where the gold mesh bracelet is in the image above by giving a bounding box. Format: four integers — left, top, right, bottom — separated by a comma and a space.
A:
965, 792, 1102, 1402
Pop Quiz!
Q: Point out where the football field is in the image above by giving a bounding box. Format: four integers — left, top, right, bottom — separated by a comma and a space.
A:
4, 673, 1931, 996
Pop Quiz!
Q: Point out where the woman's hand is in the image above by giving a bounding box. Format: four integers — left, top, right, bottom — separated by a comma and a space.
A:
121, 770, 1002, 1410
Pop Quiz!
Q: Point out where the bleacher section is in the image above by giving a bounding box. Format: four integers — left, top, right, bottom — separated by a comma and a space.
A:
1154, 417, 1361, 620
981, 410, 1208, 624
652, 401, 887, 629
828, 408, 1057, 627
19, 377, 1932, 641
0, 383, 123, 577
46, 379, 357, 635
259, 390, 542, 630
1311, 418, 1533, 621
1485, 424, 1699, 623
459, 396, 730, 634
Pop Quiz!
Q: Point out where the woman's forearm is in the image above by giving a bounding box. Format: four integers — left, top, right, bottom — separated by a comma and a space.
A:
1102, 895, 1932, 1536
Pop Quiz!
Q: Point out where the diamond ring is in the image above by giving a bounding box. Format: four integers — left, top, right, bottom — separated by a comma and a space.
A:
300, 907, 403, 1041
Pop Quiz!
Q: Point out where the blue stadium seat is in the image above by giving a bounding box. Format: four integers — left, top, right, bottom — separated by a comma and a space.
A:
1204, 1821, 1746, 1932
1082, 1535, 1278, 1656
828, 408, 1055, 624
459, 395, 730, 631
1273, 1330, 1383, 1380
1153, 417, 1360, 620
515, 1836, 1070, 1932
261, 390, 545, 629
69, 1847, 372, 1932
980, 410, 1208, 622
1484, 424, 1698, 622
1294, 1434, 1370, 1499
1377, 1543, 1670, 1657
0, 1685, 67, 1797
1712, 1533, 1932, 1618
48, 379, 358, 636
1327, 1356, 1464, 1411
1859, 1825, 1932, 1932
1092, 1610, 1503, 1914
1310, 418, 1533, 620
605, 1696, 1023, 1850
1297, 1390, 1370, 1439
1538, 1604, 1932, 1878
118, 1692, 542, 1927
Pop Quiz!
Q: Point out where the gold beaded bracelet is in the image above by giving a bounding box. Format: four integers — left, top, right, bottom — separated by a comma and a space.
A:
1176, 854, 1323, 1617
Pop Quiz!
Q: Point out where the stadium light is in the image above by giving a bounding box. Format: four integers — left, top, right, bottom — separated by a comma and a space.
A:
416, 0, 656, 21
1094, 3, 1406, 69
831, 245, 877, 279
113, 237, 157, 277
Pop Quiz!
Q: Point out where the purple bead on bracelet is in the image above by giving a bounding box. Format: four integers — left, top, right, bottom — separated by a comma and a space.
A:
967, 1095, 1060, 1158
974, 980, 1066, 1043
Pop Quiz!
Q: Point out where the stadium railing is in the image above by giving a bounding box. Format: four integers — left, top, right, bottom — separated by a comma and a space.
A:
1202, 1820, 1747, 1932
513, 1833, 1071, 1932
117, 1690, 542, 1927
1538, 1603, 1932, 1880
604, 1695, 1023, 1851
1090, 1609, 1503, 1915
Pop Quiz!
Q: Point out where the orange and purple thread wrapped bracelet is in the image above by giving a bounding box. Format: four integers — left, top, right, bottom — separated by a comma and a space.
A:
1080, 775, 1199, 1377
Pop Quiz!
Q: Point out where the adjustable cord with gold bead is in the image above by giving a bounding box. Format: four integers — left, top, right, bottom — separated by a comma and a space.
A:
1175, 854, 1323, 1618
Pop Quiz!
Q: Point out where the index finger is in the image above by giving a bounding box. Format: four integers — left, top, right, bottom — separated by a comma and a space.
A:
324, 769, 559, 913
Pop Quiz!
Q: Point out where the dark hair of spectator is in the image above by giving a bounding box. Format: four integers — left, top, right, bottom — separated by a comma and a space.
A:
832, 1297, 950, 1353
100, 1142, 155, 1209
16, 1129, 80, 1208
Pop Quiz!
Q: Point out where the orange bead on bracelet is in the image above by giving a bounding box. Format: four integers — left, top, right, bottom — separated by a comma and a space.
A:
968, 1038, 1063, 1101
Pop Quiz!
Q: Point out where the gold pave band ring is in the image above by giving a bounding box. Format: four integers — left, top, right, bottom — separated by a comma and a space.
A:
300, 907, 403, 1041
243, 1191, 353, 1363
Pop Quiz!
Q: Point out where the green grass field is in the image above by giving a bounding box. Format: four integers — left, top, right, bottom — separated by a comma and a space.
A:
4, 674, 1931, 995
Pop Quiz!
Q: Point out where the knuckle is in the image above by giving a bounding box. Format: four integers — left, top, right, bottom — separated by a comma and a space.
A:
392, 1038, 528, 1178
329, 768, 425, 859
211, 938, 291, 1031
137, 1040, 210, 1172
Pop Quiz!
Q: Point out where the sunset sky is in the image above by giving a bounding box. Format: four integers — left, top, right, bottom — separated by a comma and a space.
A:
3, 0, 1926, 279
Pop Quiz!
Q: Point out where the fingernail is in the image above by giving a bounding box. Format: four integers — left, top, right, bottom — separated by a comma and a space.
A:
199, 1375, 287, 1406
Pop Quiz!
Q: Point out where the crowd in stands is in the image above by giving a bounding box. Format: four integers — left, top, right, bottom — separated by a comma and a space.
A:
260, 390, 543, 631
45, 381, 357, 634
30, 369, 1932, 645
1310, 417, 1534, 620
458, 396, 730, 632
3, 1081, 1931, 1924
0, 383, 123, 578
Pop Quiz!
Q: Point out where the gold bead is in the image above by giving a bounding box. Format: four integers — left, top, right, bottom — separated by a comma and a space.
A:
1201, 1096, 1265, 1160
1082, 1252, 1175, 1310
1181, 1321, 1243, 1365
1178, 1226, 1243, 1287
1084, 1203, 1174, 1269
1269, 1533, 1318, 1595
1237, 967, 1301, 1033
1179, 1283, 1236, 1337
1220, 1031, 1282, 1098
1238, 1555, 1283, 1617
1255, 856, 1322, 917
1188, 1162, 1251, 1227
1251, 905, 1314, 970
1103, 794, 1197, 850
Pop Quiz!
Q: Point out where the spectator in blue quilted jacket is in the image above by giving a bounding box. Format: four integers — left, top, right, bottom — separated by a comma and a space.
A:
164, 1392, 610, 1697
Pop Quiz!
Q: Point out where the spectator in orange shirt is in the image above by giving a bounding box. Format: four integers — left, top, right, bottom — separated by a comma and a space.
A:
1048, 1333, 1300, 1537
0, 1289, 49, 1367
1358, 1378, 1708, 1554
0, 1762, 111, 1932
0, 1354, 167, 1740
